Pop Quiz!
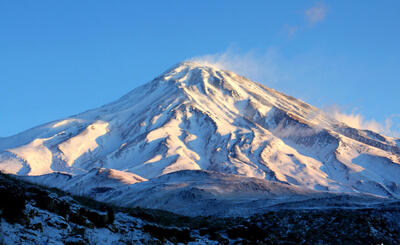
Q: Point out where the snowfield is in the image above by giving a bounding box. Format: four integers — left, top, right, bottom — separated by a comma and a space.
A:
1, 61, 399, 216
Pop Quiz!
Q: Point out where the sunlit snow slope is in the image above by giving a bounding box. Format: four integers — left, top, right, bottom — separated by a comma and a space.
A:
1, 61, 400, 205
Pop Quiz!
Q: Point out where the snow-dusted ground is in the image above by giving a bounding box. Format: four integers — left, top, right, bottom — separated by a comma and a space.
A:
0, 204, 150, 245
1, 172, 399, 244
1, 61, 400, 215
0, 175, 219, 244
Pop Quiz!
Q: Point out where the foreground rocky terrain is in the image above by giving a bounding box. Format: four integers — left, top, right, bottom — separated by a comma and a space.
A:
1, 172, 400, 244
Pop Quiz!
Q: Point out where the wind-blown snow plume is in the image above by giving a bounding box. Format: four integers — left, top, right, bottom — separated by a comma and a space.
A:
325, 105, 399, 137
189, 47, 282, 84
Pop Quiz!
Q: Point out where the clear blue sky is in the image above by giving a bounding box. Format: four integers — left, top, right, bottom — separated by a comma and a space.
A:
1, 1, 399, 137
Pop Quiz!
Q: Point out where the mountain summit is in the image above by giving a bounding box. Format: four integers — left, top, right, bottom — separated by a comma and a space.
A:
1, 62, 399, 215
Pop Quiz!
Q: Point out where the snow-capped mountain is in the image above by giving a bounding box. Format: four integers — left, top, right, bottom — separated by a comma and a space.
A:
1, 61, 399, 215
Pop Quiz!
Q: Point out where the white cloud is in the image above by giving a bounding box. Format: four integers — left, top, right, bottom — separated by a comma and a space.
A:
282, 2, 327, 39
283, 24, 299, 38
305, 2, 327, 24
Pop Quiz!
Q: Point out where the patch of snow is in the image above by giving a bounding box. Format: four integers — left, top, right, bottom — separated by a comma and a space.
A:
58, 121, 109, 166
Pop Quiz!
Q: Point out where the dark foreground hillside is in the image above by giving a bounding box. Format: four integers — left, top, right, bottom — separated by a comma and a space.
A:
1, 172, 400, 244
